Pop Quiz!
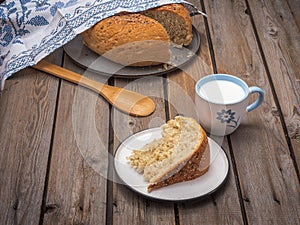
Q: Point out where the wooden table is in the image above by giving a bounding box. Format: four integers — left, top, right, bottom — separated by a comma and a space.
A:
1, 0, 299, 224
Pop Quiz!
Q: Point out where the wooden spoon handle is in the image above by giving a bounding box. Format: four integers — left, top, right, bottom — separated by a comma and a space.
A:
32, 60, 155, 116
33, 60, 105, 93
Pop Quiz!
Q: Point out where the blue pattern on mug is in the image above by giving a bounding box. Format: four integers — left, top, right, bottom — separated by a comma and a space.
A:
216, 109, 240, 129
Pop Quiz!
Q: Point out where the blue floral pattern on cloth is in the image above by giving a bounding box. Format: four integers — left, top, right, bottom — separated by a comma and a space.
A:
0, 0, 188, 91
216, 109, 240, 129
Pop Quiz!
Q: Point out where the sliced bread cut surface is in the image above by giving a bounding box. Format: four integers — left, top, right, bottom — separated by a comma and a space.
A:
141, 3, 193, 46
127, 116, 210, 192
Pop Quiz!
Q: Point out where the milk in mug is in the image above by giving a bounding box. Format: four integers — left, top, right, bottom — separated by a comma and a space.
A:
199, 80, 246, 104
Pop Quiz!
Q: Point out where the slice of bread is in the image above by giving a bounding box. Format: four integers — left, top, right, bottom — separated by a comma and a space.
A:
128, 116, 210, 192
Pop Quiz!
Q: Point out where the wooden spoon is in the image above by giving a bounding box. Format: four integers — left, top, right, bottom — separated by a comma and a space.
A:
33, 60, 155, 116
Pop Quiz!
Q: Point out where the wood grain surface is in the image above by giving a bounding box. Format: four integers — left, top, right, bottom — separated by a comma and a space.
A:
0, 50, 61, 225
247, 0, 300, 169
0, 1, 299, 225
40, 55, 110, 225
204, 0, 300, 224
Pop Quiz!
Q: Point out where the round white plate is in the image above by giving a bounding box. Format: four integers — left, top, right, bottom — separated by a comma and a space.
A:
114, 127, 229, 202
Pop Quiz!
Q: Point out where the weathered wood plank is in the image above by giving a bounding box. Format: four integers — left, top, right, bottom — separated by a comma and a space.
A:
247, 0, 300, 171
112, 76, 176, 225
167, 1, 244, 224
0, 50, 61, 225
42, 55, 109, 225
204, 0, 300, 224
286, 0, 300, 30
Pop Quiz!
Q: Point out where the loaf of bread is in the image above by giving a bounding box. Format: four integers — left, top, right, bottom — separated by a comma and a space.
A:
127, 116, 210, 192
81, 4, 192, 67
82, 13, 171, 66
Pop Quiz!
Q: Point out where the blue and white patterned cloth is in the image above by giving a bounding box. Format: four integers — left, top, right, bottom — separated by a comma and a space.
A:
0, 0, 193, 91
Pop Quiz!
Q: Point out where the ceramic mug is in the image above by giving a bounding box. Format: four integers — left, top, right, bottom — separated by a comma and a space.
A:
195, 74, 264, 136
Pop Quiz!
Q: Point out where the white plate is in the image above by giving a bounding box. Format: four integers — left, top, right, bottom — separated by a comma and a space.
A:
114, 127, 229, 202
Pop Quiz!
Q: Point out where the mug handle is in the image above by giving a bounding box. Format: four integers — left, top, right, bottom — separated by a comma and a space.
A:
247, 87, 264, 112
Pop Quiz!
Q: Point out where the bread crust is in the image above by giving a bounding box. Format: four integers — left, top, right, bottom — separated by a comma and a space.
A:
147, 123, 209, 192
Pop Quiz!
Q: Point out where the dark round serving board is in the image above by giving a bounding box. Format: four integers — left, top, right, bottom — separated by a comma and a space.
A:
63, 26, 200, 77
